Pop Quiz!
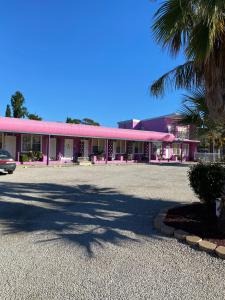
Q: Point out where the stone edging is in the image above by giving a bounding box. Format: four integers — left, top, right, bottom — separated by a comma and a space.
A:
154, 205, 225, 259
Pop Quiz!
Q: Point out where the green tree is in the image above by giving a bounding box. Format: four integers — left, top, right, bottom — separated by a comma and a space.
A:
66, 117, 100, 126
150, 0, 225, 121
5, 104, 11, 117
82, 118, 100, 126
66, 117, 82, 124
28, 113, 42, 121
11, 91, 28, 118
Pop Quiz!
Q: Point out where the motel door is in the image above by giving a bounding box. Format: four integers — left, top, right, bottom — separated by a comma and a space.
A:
50, 138, 57, 160
83, 140, 89, 157
165, 145, 170, 160
112, 141, 116, 159
4, 135, 16, 159
64, 139, 74, 159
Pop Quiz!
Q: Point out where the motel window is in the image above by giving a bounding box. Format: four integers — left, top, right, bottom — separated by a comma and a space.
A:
115, 140, 126, 154
176, 126, 188, 139
183, 144, 189, 156
92, 139, 105, 154
134, 142, 144, 154
173, 143, 181, 156
32, 136, 41, 151
152, 142, 162, 156
21, 135, 42, 152
92, 139, 98, 154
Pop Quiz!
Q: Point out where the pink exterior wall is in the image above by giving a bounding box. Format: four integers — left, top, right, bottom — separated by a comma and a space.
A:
140, 118, 169, 133
140, 117, 190, 139
118, 116, 193, 140
16, 134, 21, 161
73, 137, 81, 160
189, 142, 198, 161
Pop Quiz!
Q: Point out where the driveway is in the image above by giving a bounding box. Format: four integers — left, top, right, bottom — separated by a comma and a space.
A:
0, 164, 225, 299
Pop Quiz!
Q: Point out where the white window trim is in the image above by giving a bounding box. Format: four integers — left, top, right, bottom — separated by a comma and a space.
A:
92, 138, 105, 153
173, 143, 181, 155
115, 140, 126, 154
182, 143, 189, 155
133, 142, 144, 154
152, 142, 163, 156
21, 134, 42, 153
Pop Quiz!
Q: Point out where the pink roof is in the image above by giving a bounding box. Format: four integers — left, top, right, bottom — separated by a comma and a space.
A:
0, 117, 175, 142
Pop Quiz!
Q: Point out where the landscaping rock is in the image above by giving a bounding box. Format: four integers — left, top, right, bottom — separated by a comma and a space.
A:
186, 235, 202, 245
174, 229, 189, 240
215, 246, 225, 259
160, 224, 175, 236
198, 240, 217, 253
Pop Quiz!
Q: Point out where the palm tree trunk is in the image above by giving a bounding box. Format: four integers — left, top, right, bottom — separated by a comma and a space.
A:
205, 84, 225, 122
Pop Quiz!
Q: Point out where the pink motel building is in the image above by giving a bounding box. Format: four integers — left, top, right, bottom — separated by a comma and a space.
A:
0, 113, 199, 165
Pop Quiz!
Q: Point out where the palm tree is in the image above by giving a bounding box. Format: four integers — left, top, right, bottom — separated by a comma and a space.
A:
150, 0, 225, 121
179, 88, 225, 153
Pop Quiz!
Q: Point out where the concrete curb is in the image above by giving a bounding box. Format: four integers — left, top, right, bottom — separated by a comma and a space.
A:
153, 205, 225, 260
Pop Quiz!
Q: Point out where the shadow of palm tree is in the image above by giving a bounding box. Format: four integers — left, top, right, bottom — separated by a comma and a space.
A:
0, 182, 180, 256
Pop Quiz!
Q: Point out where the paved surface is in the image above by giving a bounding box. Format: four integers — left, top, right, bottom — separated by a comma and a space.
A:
0, 164, 225, 299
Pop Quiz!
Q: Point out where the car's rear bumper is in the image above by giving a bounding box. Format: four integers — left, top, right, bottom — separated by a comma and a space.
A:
0, 163, 16, 173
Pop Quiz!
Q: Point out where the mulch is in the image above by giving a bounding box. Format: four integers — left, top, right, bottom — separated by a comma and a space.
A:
164, 203, 225, 247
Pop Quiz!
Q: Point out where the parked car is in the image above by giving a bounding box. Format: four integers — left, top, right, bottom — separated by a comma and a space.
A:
0, 150, 16, 174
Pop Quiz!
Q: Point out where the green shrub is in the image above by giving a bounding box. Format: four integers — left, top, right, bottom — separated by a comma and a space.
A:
188, 163, 225, 206
32, 151, 43, 161
20, 154, 29, 163
27, 151, 33, 161
19, 151, 43, 162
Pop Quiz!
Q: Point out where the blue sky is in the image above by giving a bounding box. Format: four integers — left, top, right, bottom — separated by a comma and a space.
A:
0, 0, 185, 127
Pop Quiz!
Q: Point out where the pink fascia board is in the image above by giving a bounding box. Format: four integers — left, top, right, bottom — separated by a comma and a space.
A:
0, 117, 175, 142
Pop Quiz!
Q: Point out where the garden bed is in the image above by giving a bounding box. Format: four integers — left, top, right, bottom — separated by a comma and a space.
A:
165, 203, 225, 247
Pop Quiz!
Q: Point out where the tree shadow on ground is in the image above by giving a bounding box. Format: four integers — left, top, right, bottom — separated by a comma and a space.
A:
0, 182, 181, 256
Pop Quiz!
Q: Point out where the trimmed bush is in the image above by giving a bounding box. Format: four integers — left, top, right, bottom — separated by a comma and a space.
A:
32, 151, 43, 161
19, 151, 43, 162
188, 163, 225, 206
20, 154, 29, 163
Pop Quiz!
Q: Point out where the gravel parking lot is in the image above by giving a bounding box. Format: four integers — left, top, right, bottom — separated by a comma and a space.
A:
0, 164, 225, 299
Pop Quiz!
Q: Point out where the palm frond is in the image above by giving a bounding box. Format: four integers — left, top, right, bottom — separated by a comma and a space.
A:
150, 61, 202, 97
181, 88, 208, 115
178, 104, 202, 126
151, 0, 225, 120
152, 0, 192, 56
178, 87, 207, 126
